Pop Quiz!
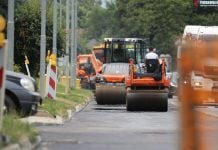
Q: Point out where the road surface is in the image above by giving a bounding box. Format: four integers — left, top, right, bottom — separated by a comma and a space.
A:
36, 97, 179, 150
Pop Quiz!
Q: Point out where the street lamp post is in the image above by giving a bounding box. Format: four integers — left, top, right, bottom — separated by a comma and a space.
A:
70, 0, 77, 88
53, 0, 57, 55
7, 0, 14, 71
65, 0, 70, 93
40, 0, 47, 98
59, 0, 62, 28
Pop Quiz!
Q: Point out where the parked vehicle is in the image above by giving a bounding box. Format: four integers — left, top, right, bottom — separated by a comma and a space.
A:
168, 72, 178, 98
5, 71, 42, 116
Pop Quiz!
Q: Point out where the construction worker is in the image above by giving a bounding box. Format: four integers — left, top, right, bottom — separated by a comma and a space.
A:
145, 47, 158, 60
144, 47, 159, 73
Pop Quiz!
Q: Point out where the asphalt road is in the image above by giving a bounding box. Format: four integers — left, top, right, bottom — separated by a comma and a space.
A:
36, 97, 180, 150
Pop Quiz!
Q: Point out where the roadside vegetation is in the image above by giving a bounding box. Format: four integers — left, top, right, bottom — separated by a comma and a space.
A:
2, 0, 218, 77
0, 115, 38, 148
40, 84, 93, 119
0, 83, 93, 148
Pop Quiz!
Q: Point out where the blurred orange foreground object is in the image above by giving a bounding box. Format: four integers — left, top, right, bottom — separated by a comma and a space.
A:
179, 40, 218, 150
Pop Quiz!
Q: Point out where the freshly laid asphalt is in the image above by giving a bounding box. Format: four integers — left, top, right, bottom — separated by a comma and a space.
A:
36, 97, 179, 150
36, 95, 218, 150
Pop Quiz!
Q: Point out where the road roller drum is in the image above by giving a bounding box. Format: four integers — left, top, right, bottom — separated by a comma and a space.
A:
126, 90, 168, 111
96, 85, 126, 104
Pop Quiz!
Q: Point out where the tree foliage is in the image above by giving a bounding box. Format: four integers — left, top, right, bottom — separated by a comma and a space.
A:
2, 0, 218, 75
14, 0, 64, 77
85, 0, 218, 60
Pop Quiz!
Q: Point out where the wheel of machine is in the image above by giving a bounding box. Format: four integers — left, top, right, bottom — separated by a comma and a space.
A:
126, 92, 168, 112
126, 97, 135, 111
80, 78, 89, 89
168, 93, 173, 98
95, 86, 126, 105
5, 94, 17, 114
158, 96, 168, 112
95, 87, 104, 105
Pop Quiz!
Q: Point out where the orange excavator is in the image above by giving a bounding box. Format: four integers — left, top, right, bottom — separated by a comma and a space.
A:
77, 44, 104, 89
77, 54, 95, 89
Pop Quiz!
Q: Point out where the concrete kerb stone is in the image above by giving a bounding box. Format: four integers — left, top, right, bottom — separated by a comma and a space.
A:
64, 96, 93, 123
21, 95, 93, 125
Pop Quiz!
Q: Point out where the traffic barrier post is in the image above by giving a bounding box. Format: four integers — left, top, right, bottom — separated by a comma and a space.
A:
45, 54, 57, 99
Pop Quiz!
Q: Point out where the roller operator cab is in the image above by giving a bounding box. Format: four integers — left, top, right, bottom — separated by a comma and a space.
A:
95, 38, 148, 105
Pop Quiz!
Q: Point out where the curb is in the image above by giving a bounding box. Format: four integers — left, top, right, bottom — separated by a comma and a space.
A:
62, 96, 92, 123
21, 96, 92, 126
2, 95, 92, 150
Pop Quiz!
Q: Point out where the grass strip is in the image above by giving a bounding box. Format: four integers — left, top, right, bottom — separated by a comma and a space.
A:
0, 115, 38, 148
39, 84, 93, 119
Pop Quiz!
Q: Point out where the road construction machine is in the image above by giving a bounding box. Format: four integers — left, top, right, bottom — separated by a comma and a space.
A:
77, 54, 96, 89
77, 46, 104, 89
125, 49, 170, 111
95, 38, 143, 105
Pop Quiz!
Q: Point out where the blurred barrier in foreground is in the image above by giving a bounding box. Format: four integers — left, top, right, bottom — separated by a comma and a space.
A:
179, 40, 218, 150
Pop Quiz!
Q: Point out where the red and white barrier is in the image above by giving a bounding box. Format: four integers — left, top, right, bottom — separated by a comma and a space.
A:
45, 61, 57, 99
0, 67, 3, 89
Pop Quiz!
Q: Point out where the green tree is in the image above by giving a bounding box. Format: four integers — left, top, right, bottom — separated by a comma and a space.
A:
14, 0, 64, 77
85, 0, 192, 56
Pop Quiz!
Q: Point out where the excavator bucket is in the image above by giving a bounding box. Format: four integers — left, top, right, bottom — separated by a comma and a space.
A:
96, 85, 126, 104
126, 90, 168, 111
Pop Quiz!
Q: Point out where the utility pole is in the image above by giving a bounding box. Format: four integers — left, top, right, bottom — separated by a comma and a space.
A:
53, 0, 57, 55
65, 0, 70, 93
40, 0, 47, 98
0, 15, 7, 130
70, 0, 77, 88
59, 0, 62, 28
7, 0, 14, 71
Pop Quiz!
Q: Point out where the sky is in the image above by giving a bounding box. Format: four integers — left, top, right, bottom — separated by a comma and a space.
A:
101, 0, 115, 8
101, 0, 107, 8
